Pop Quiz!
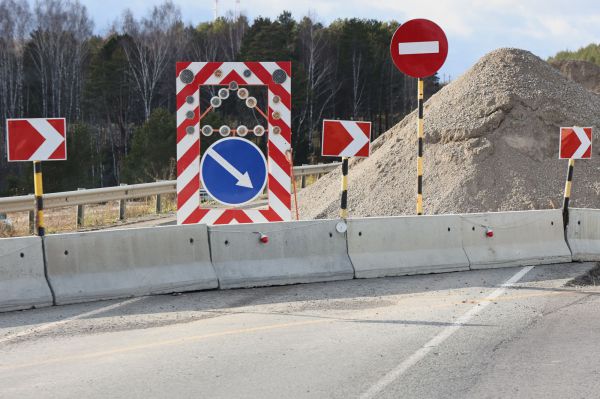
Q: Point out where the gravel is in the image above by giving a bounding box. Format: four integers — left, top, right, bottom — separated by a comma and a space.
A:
298, 48, 600, 219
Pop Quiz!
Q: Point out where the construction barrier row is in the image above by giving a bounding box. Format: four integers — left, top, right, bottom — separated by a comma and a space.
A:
0, 208, 595, 312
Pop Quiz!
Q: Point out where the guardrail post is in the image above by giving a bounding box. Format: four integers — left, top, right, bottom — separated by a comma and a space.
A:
28, 211, 34, 234
156, 194, 162, 214
76, 188, 85, 228
301, 175, 306, 188
119, 184, 127, 221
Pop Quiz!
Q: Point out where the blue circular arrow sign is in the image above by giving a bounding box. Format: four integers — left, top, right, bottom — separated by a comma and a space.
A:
200, 137, 268, 206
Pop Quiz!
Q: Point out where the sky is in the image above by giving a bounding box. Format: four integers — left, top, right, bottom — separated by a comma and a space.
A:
80, 0, 600, 80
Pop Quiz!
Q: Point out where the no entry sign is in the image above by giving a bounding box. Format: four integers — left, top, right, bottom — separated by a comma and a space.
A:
322, 120, 371, 158
560, 127, 592, 159
390, 19, 448, 78
6, 118, 66, 162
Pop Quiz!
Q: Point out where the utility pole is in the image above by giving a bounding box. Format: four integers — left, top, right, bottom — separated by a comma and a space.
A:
213, 0, 218, 21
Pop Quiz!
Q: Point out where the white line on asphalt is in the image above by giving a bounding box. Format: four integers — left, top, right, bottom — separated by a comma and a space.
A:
360, 266, 534, 399
0, 297, 144, 345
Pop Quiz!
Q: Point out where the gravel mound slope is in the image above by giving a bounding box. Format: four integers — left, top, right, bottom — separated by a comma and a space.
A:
298, 48, 600, 219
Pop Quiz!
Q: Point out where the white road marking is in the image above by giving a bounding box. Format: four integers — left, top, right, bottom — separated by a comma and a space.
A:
0, 297, 144, 345
360, 266, 535, 399
398, 41, 440, 55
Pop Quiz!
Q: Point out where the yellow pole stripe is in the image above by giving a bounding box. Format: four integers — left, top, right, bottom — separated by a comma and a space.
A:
341, 177, 348, 191
418, 79, 424, 99
417, 195, 423, 214
418, 119, 424, 137
37, 210, 45, 226
564, 180, 572, 197
417, 157, 423, 176
34, 173, 43, 195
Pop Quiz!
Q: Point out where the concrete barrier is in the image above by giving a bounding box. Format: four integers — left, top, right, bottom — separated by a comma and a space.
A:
209, 220, 354, 289
45, 225, 218, 304
566, 208, 600, 261
0, 236, 53, 312
347, 215, 470, 278
460, 210, 571, 269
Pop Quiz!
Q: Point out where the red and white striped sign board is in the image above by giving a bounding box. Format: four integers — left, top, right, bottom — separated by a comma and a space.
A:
321, 120, 371, 157
176, 61, 292, 225
390, 19, 448, 78
6, 118, 66, 162
559, 127, 592, 159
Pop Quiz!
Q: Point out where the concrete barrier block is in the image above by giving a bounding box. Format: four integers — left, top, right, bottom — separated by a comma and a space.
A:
460, 210, 571, 269
45, 225, 218, 304
0, 236, 53, 312
567, 208, 600, 261
209, 220, 354, 289
348, 215, 470, 278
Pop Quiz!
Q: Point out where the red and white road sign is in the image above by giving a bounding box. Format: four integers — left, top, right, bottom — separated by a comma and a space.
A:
6, 118, 66, 162
390, 19, 448, 78
322, 120, 371, 158
559, 127, 592, 159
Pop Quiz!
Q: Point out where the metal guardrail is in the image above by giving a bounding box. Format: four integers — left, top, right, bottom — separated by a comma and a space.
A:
0, 163, 341, 213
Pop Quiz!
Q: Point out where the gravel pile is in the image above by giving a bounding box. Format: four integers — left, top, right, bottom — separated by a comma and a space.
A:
298, 48, 600, 219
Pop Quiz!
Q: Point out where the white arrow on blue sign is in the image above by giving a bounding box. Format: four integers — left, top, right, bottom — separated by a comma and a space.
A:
200, 137, 268, 206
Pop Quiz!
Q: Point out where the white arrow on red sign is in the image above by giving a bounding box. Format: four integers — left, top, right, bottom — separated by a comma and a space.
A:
559, 126, 592, 159
321, 120, 371, 158
6, 118, 67, 162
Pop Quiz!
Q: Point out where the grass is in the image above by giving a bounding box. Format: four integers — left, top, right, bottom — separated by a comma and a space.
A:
0, 173, 320, 238
0, 194, 178, 238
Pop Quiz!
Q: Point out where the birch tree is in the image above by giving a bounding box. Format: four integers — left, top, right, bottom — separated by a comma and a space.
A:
120, 0, 184, 121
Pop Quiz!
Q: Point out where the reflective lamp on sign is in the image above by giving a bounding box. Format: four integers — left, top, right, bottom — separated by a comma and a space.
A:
210, 97, 222, 108
237, 88, 249, 100
254, 125, 265, 136
219, 125, 231, 137
218, 88, 230, 99
237, 125, 248, 137
245, 97, 257, 108
201, 125, 213, 136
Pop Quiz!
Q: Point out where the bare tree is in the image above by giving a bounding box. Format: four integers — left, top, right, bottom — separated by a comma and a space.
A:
120, 0, 184, 120
191, 14, 247, 62
296, 15, 339, 151
29, 0, 92, 120
0, 0, 30, 165
351, 48, 365, 118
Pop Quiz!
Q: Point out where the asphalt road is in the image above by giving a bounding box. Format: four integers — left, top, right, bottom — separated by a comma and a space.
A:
0, 263, 599, 399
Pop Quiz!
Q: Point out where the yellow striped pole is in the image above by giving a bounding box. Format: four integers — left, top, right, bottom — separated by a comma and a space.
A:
562, 158, 574, 227
417, 78, 424, 215
340, 157, 349, 218
33, 161, 45, 236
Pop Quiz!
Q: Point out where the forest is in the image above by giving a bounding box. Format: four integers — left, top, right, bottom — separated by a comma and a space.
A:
0, 0, 442, 195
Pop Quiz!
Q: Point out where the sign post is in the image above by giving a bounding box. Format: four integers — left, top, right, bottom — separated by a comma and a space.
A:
321, 119, 371, 218
390, 19, 448, 215
559, 126, 592, 226
6, 118, 67, 236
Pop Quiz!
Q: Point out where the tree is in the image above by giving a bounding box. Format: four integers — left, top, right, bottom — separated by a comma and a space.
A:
0, 0, 31, 166
295, 15, 338, 153
122, 108, 176, 182
28, 0, 93, 120
85, 34, 135, 184
120, 1, 185, 120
